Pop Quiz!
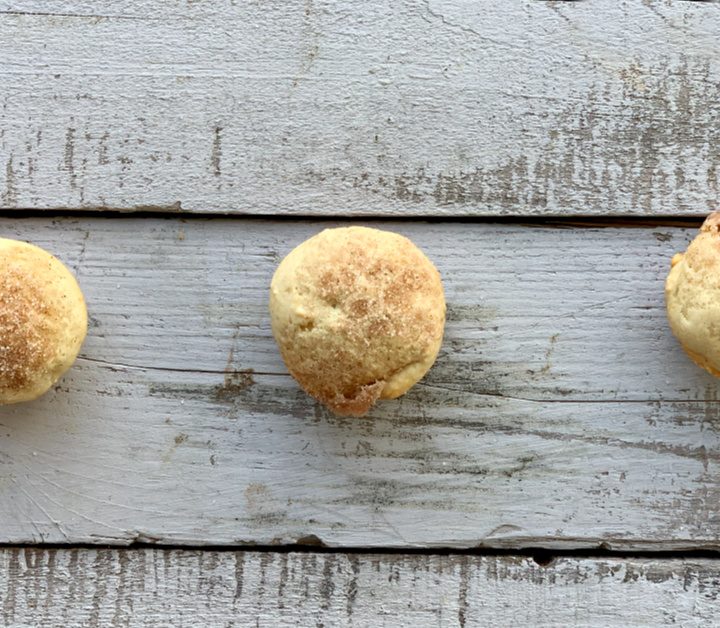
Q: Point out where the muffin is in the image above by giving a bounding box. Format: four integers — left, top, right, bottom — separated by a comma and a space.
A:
270, 226, 446, 416
0, 238, 88, 404
666, 212, 720, 377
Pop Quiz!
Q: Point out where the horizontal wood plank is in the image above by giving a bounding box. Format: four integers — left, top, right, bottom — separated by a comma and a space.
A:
2, 218, 720, 548
2, 549, 720, 627
1, 217, 709, 401
1, 1, 719, 215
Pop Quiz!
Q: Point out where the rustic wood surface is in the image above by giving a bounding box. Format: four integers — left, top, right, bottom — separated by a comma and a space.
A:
3, 217, 720, 550
4, 1, 720, 620
2, 0, 720, 216
1, 549, 719, 628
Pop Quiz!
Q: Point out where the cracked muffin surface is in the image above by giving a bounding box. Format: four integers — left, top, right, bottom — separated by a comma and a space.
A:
270, 226, 446, 416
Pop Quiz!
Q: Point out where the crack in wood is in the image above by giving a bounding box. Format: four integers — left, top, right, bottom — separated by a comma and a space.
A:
0, 10, 149, 21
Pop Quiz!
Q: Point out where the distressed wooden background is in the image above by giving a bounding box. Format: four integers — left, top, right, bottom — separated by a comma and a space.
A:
3, 549, 720, 627
2, 0, 720, 216
2, 0, 720, 626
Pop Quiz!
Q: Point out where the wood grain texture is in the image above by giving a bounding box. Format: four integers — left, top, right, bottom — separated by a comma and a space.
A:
2, 549, 720, 627
3, 217, 720, 549
1, 1, 720, 216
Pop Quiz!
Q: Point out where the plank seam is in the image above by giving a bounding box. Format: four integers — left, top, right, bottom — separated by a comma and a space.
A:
0, 209, 707, 229
2, 542, 720, 568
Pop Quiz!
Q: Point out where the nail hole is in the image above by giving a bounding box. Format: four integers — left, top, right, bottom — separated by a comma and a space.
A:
532, 551, 555, 567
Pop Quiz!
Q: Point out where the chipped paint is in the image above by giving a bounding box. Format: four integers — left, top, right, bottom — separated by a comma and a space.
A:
2, 156, 17, 205
63, 127, 77, 189
211, 126, 222, 176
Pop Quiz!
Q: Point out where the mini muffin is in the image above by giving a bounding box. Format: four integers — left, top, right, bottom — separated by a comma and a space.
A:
0, 238, 88, 404
666, 212, 720, 377
270, 226, 446, 416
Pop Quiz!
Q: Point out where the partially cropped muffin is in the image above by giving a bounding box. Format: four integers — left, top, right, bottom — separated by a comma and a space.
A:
0, 238, 87, 404
666, 213, 720, 377
270, 226, 446, 416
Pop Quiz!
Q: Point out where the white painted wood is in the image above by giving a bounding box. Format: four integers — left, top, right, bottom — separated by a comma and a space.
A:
2, 217, 720, 548
1, 217, 711, 401
1, 1, 719, 215
2, 549, 719, 627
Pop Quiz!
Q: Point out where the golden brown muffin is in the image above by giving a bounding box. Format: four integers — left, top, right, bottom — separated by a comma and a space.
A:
0, 238, 88, 404
666, 212, 720, 378
270, 227, 446, 416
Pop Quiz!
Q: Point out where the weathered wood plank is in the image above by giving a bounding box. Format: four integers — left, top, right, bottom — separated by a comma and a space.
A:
2, 217, 720, 548
2, 549, 719, 627
1, 217, 710, 401
1, 1, 719, 215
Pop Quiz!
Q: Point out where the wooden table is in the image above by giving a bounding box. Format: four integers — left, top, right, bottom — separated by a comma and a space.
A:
2, 1, 720, 625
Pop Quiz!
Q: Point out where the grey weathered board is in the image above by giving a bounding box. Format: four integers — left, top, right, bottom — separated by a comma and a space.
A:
2, 0, 720, 216
2, 549, 720, 627
2, 217, 720, 549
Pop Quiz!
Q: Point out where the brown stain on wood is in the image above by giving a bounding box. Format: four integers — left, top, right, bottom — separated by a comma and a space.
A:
445, 303, 498, 325
296, 534, 326, 547
150, 370, 256, 412
162, 433, 188, 463
213, 370, 255, 403
540, 333, 559, 375
212, 331, 256, 404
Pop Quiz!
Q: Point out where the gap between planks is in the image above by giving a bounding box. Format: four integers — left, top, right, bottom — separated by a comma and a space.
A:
4, 541, 720, 568
0, 207, 709, 229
